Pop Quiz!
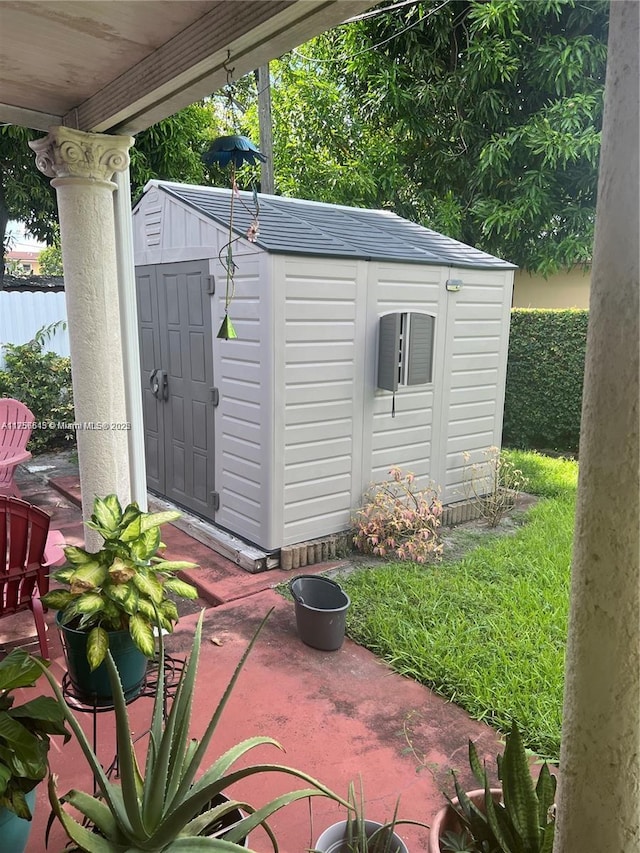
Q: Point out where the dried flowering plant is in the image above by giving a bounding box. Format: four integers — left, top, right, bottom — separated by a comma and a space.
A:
352, 467, 443, 563
462, 446, 529, 527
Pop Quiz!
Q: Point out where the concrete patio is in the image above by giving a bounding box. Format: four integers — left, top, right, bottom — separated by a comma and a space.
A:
6, 456, 506, 853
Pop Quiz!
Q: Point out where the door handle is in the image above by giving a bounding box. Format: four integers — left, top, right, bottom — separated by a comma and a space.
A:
149, 369, 169, 400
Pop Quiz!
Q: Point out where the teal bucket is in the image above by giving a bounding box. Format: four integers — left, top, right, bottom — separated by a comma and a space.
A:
57, 614, 148, 703
0, 788, 36, 853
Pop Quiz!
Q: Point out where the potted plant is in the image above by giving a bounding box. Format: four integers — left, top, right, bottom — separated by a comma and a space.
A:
0, 648, 70, 853
34, 608, 349, 851
313, 780, 428, 853
429, 722, 556, 853
41, 494, 198, 701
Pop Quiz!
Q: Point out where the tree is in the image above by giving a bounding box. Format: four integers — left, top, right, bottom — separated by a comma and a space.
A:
254, 0, 609, 274
38, 228, 63, 275
1, 102, 220, 271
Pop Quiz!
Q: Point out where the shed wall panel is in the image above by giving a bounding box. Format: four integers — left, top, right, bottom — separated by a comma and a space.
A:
212, 254, 274, 547
279, 258, 365, 546
440, 269, 514, 502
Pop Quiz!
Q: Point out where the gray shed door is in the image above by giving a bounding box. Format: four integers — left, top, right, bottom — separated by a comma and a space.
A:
136, 261, 215, 521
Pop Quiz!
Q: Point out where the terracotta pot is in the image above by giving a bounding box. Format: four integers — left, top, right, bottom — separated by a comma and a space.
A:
428, 788, 502, 853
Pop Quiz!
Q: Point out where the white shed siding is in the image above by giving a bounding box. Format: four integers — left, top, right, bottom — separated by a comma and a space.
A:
213, 251, 273, 547
0, 291, 69, 366
133, 188, 221, 265
366, 262, 446, 489
278, 257, 365, 546
440, 269, 514, 502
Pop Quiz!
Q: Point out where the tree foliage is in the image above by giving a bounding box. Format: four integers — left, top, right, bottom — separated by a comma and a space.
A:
254, 0, 608, 273
1, 102, 220, 265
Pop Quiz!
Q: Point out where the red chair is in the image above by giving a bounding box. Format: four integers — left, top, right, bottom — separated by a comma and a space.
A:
0, 398, 34, 498
0, 496, 64, 659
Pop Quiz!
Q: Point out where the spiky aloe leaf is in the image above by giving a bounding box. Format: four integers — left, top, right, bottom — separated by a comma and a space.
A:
129, 613, 155, 657
501, 722, 539, 849
86, 626, 109, 671
60, 788, 121, 840
47, 776, 117, 853
540, 821, 555, 853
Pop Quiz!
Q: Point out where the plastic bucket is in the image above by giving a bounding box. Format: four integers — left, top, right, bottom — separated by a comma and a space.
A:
289, 575, 351, 651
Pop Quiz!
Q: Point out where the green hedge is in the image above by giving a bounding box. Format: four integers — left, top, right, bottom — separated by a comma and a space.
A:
0, 335, 75, 453
503, 309, 588, 453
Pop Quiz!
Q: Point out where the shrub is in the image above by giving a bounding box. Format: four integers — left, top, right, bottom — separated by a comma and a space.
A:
352, 467, 443, 563
503, 309, 588, 453
462, 446, 529, 527
0, 328, 74, 452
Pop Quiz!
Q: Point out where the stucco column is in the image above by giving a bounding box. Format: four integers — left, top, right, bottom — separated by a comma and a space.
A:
30, 127, 135, 547
554, 3, 639, 852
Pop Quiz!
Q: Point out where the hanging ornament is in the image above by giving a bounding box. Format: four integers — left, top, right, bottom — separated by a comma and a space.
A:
202, 54, 267, 340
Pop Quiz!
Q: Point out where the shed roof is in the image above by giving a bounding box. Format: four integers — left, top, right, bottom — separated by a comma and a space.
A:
147, 181, 517, 271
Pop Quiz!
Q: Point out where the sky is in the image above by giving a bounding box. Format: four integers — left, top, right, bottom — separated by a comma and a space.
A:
6, 220, 46, 250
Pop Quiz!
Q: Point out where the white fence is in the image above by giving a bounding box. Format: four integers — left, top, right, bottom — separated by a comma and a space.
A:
0, 290, 69, 367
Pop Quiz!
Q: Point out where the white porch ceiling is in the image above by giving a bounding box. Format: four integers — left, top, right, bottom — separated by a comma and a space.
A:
0, 0, 374, 133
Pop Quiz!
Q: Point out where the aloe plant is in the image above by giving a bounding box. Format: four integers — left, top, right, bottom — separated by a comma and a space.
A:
443, 722, 556, 853
35, 608, 346, 851
41, 494, 198, 669
313, 778, 427, 853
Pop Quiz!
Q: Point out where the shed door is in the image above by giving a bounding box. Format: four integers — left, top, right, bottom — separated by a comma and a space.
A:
136, 261, 216, 521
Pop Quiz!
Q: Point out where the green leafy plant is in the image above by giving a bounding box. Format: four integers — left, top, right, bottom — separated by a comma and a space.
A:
443, 722, 556, 853
352, 467, 443, 563
41, 494, 198, 670
0, 648, 70, 818
0, 331, 74, 452
35, 609, 346, 851
462, 447, 529, 527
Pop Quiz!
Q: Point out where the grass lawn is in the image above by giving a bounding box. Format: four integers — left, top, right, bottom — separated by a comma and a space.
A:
335, 451, 578, 762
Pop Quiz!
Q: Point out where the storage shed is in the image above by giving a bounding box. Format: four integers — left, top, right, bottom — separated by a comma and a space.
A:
132, 181, 516, 553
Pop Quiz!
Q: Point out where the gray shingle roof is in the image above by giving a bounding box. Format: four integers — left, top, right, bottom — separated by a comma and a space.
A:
152, 181, 517, 270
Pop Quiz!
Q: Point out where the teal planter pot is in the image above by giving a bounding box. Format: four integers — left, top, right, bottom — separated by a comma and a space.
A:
0, 788, 36, 853
57, 614, 148, 704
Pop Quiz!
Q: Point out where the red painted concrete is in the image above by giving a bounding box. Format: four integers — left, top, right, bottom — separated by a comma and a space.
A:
6, 467, 505, 852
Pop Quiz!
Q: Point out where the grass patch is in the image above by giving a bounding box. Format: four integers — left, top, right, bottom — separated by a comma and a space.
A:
503, 448, 578, 498
336, 453, 578, 762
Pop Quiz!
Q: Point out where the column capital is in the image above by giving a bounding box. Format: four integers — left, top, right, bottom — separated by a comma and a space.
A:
29, 126, 134, 183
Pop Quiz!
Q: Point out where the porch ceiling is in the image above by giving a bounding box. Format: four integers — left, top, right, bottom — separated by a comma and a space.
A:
0, 0, 374, 134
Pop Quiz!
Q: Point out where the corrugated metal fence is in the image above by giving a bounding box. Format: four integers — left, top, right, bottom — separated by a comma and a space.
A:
0, 291, 70, 367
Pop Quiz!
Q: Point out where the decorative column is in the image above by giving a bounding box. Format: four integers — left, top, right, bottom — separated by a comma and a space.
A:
554, 2, 639, 851
30, 127, 135, 546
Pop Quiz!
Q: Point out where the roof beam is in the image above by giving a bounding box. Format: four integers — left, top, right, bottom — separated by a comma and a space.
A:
68, 0, 372, 134
0, 104, 63, 132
